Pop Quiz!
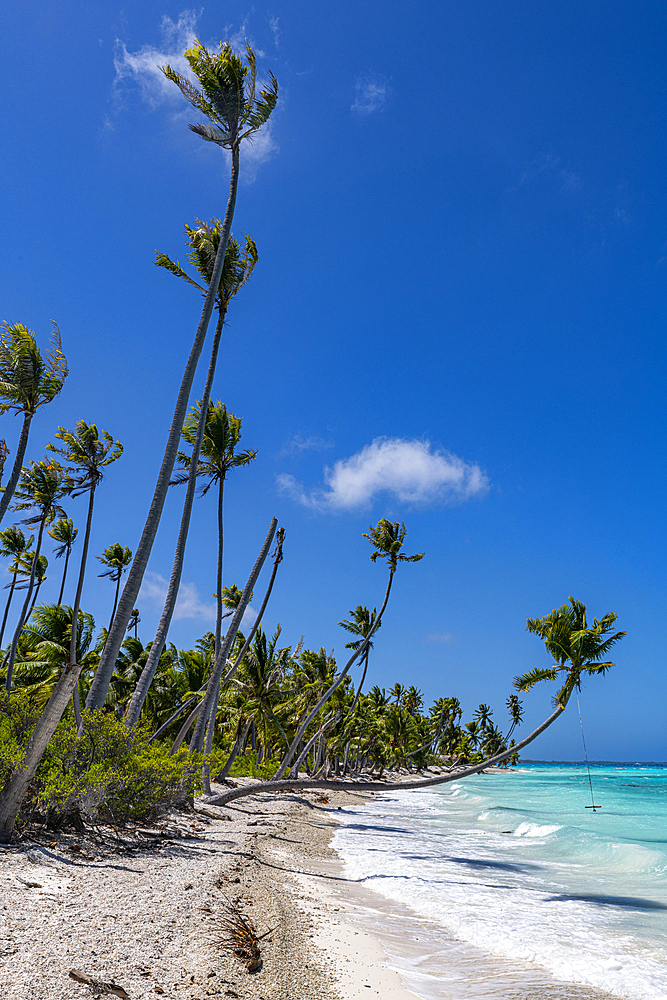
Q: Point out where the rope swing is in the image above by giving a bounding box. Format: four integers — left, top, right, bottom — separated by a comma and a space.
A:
577, 691, 600, 811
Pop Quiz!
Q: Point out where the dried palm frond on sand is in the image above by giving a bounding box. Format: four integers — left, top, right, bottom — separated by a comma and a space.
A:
218, 901, 273, 973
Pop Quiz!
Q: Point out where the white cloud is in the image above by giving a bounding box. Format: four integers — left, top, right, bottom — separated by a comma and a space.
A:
112, 11, 278, 180
352, 74, 390, 115
140, 571, 256, 629
280, 434, 334, 455
278, 437, 489, 511
424, 632, 456, 644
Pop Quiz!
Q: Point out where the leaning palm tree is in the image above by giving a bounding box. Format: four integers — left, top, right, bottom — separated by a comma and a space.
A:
124, 228, 259, 729
88, 40, 278, 714
47, 421, 123, 726
0, 322, 68, 522
0, 525, 32, 646
273, 520, 424, 780
4, 459, 72, 695
97, 543, 132, 632
339, 605, 380, 719
48, 517, 77, 605
173, 400, 256, 655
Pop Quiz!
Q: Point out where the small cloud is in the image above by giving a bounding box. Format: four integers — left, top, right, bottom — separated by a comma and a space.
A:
268, 15, 280, 48
509, 152, 580, 194
140, 571, 256, 628
281, 434, 334, 456
352, 74, 390, 115
424, 632, 456, 644
278, 437, 489, 511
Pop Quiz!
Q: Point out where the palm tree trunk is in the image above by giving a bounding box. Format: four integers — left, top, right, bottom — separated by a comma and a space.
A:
0, 413, 32, 525
189, 518, 277, 755
273, 568, 395, 780
0, 570, 18, 647
57, 546, 70, 605
108, 571, 122, 635
86, 146, 241, 714
217, 718, 252, 781
27, 579, 43, 618
124, 307, 226, 729
4, 516, 47, 696
215, 476, 225, 660
0, 661, 83, 841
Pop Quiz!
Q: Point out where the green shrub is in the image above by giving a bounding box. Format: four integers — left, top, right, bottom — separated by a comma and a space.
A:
228, 748, 279, 779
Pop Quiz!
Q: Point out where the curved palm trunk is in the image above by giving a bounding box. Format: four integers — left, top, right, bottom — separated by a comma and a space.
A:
206, 701, 568, 807
0, 413, 32, 525
124, 308, 226, 729
0, 570, 19, 647
4, 517, 47, 696
68, 486, 97, 730
0, 661, 83, 841
108, 570, 123, 635
57, 546, 71, 606
86, 148, 241, 713
272, 568, 395, 781
216, 718, 252, 781
189, 518, 278, 754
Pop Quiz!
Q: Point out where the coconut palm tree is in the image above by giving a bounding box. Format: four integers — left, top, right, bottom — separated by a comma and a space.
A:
0, 525, 32, 646
173, 400, 256, 655
46, 422, 122, 726
97, 543, 132, 632
124, 228, 259, 729
273, 520, 424, 780
514, 596, 626, 707
4, 459, 72, 695
0, 322, 68, 522
339, 605, 379, 718
49, 517, 77, 605
25, 554, 47, 617
88, 39, 278, 713
10, 604, 96, 711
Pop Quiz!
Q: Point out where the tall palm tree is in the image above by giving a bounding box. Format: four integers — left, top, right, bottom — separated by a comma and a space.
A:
514, 596, 626, 708
88, 40, 278, 713
4, 459, 72, 695
47, 421, 123, 726
124, 228, 259, 729
48, 517, 77, 605
25, 554, 47, 617
339, 605, 379, 719
0, 322, 68, 522
0, 525, 32, 646
273, 520, 424, 780
173, 400, 256, 656
97, 543, 132, 632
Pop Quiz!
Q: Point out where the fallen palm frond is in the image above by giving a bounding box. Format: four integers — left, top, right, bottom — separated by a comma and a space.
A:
218, 900, 271, 972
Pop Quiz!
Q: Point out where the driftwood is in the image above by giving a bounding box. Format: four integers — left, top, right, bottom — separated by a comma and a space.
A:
68, 969, 129, 997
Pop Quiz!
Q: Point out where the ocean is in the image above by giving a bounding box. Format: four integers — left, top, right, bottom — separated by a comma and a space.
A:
333, 763, 667, 1000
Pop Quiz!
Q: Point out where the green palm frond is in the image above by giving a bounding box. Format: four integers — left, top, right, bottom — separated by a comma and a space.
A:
154, 253, 205, 291
0, 321, 68, 414
157, 223, 258, 306
363, 519, 424, 570
47, 421, 123, 495
513, 666, 558, 692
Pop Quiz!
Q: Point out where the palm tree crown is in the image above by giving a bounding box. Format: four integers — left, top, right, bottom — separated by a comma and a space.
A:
49, 516, 78, 557
0, 322, 68, 416
515, 597, 626, 707
363, 519, 424, 571
172, 401, 256, 492
97, 543, 133, 584
156, 225, 258, 309
47, 421, 123, 494
161, 40, 278, 150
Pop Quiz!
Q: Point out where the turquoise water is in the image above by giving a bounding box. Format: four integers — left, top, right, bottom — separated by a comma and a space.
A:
334, 763, 667, 999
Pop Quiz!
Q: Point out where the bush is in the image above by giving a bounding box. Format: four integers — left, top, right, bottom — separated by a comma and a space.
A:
0, 694, 208, 830
228, 748, 279, 779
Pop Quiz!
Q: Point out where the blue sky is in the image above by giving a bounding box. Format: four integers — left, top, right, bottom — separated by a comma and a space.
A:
1, 1, 665, 760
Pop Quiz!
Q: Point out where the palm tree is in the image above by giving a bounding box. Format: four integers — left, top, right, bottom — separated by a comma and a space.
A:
174, 400, 256, 656
88, 39, 278, 713
4, 459, 72, 695
0, 525, 32, 646
97, 543, 132, 632
47, 421, 123, 726
25, 554, 47, 617
273, 520, 424, 780
505, 694, 524, 743
0, 440, 9, 486
124, 228, 259, 729
48, 517, 77, 605
0, 322, 68, 522
339, 605, 379, 718
514, 596, 626, 708
127, 608, 141, 639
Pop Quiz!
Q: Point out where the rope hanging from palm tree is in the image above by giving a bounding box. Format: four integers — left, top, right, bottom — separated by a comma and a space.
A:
577, 692, 600, 811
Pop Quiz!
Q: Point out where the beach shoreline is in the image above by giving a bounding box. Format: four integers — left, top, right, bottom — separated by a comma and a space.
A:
0, 777, 619, 1000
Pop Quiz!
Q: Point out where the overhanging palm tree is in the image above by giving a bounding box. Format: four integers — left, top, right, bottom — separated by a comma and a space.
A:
88, 40, 278, 714
0, 322, 68, 522
124, 227, 258, 729
48, 517, 77, 605
97, 543, 132, 632
0, 525, 33, 647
